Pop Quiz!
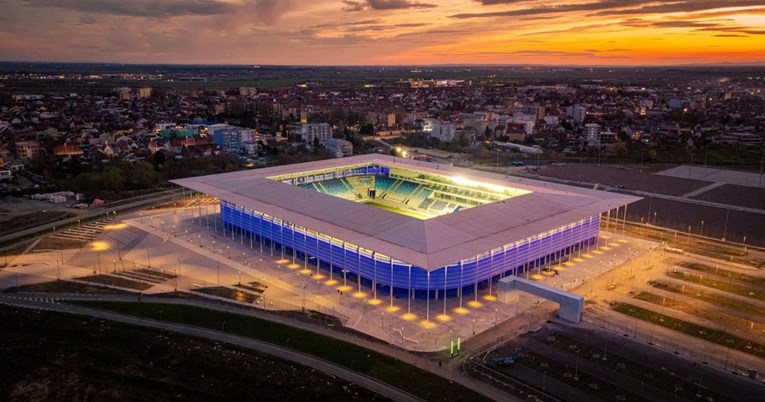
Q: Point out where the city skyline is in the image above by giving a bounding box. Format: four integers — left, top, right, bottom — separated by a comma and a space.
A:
1, 0, 763, 66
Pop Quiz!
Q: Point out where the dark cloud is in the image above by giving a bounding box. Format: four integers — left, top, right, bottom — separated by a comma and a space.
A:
342, 0, 365, 12
593, 0, 765, 16
78, 14, 97, 25
697, 26, 765, 35
714, 34, 748, 37
451, 0, 650, 19
23, 0, 235, 18
651, 21, 722, 28
343, 0, 437, 12
473, 0, 535, 4
453, 0, 765, 20
620, 18, 762, 35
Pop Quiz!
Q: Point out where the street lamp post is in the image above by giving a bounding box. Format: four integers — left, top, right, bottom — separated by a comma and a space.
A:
301, 284, 306, 312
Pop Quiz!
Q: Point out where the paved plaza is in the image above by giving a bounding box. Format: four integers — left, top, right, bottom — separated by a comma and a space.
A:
0, 201, 655, 352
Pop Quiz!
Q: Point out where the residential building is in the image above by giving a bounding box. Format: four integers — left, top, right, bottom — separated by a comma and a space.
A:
300, 123, 333, 143
324, 138, 353, 157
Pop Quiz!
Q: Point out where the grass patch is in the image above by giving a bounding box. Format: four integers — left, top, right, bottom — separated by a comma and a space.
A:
666, 270, 763, 300
74, 275, 152, 291
678, 262, 765, 288
546, 333, 732, 402
635, 291, 763, 340
193, 287, 260, 303
613, 303, 765, 359
3, 280, 133, 294
135, 268, 177, 280
0, 211, 75, 237
33, 236, 87, 251
69, 301, 488, 401
649, 281, 765, 318
0, 304, 385, 402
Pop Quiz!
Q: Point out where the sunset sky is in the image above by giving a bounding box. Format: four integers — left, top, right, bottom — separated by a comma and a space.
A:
1, 0, 763, 65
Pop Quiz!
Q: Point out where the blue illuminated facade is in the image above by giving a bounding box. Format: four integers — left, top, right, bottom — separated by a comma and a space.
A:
221, 200, 600, 298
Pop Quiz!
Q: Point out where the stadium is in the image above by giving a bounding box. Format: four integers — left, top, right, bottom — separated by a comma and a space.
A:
172, 154, 639, 306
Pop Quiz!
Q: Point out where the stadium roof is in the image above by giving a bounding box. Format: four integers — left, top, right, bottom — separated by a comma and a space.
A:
172, 154, 641, 270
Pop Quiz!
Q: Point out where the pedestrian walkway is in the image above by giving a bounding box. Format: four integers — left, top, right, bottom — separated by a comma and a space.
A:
48, 217, 113, 242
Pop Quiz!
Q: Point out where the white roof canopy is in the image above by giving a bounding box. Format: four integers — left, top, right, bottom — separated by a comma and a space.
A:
172, 154, 640, 269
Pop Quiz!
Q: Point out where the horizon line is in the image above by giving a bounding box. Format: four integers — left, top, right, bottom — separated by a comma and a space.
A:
1, 60, 764, 69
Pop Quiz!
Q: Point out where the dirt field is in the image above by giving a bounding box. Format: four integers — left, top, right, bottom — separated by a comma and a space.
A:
539, 164, 711, 196
691, 184, 765, 210
625, 197, 765, 246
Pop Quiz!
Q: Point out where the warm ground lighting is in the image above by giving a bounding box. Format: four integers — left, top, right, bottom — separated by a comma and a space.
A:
325, 279, 338, 286
103, 223, 128, 230
385, 305, 400, 313
580, 254, 591, 259
420, 320, 436, 329
453, 307, 469, 315
337, 285, 352, 292
483, 294, 497, 302
401, 312, 416, 321
368, 298, 382, 305
298, 268, 311, 274
618, 239, 629, 244
592, 250, 604, 255
90, 241, 110, 251
467, 300, 483, 308
352, 291, 367, 299
275, 259, 290, 264
436, 314, 451, 322
530, 274, 544, 280
313, 274, 325, 280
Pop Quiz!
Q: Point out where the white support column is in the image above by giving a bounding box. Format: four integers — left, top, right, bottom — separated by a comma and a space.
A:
443, 266, 448, 316
390, 259, 394, 307
407, 265, 412, 314
459, 261, 464, 309
426, 270, 430, 322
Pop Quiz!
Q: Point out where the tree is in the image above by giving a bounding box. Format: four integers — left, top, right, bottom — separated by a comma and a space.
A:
100, 167, 125, 191
359, 123, 375, 135
612, 143, 629, 159
71, 173, 97, 194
